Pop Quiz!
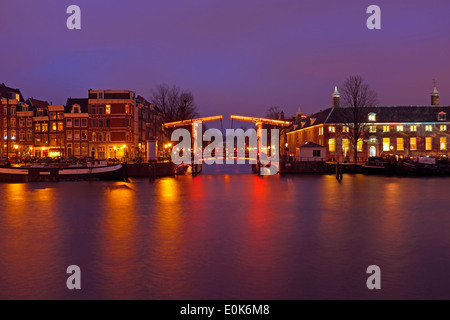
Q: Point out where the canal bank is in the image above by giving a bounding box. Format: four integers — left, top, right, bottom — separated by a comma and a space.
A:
127, 162, 176, 178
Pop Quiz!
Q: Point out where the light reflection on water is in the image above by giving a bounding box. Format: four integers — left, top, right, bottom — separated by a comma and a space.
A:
1, 170, 450, 299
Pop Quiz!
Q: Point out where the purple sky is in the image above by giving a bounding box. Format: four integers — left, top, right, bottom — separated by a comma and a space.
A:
1, 0, 450, 119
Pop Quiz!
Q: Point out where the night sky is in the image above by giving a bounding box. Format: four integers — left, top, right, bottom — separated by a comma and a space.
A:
1, 0, 449, 119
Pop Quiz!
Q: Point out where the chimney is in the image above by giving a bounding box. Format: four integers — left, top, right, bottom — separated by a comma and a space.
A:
332, 86, 340, 107
296, 107, 302, 121
431, 86, 440, 106
280, 110, 285, 120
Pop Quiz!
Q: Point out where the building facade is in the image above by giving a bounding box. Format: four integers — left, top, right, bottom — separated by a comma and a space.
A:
287, 87, 450, 162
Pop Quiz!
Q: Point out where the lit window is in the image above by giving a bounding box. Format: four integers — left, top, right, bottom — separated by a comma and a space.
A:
410, 137, 417, 151
319, 127, 324, 135
369, 137, 377, 143
42, 123, 48, 132
368, 113, 376, 121
328, 126, 335, 133
397, 138, 404, 151
52, 123, 57, 131
15, 94, 20, 101
357, 139, 363, 152
441, 137, 447, 151
426, 137, 432, 150
440, 125, 447, 131
125, 105, 130, 114
106, 105, 111, 115
342, 139, 349, 152
342, 126, 349, 133
328, 139, 335, 152
425, 125, 433, 132
58, 122, 64, 131
383, 126, 390, 132
369, 126, 376, 133
410, 125, 417, 132
397, 125, 404, 132
383, 138, 390, 151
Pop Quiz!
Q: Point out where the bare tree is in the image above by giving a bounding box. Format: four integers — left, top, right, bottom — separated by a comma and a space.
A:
150, 84, 198, 123
340, 75, 378, 163
265, 106, 282, 119
177, 90, 199, 120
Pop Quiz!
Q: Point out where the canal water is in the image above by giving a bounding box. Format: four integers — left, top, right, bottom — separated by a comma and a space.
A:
1, 164, 450, 299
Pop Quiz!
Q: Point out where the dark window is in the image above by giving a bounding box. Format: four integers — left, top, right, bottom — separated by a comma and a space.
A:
92, 107, 97, 115
99, 119, 104, 128
313, 150, 321, 157
106, 119, 111, 127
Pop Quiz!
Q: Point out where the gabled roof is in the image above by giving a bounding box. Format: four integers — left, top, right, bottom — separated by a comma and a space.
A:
65, 98, 89, 113
300, 142, 325, 148
0, 83, 24, 102
26, 98, 49, 108
289, 105, 450, 133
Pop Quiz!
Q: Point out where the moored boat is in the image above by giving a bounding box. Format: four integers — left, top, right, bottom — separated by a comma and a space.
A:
0, 160, 127, 182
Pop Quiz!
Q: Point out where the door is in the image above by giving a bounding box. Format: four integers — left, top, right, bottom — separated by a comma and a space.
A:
369, 146, 376, 157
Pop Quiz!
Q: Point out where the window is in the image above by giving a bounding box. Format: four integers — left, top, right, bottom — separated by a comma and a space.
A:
357, 139, 363, 152
67, 144, 72, 157
19, 119, 25, 127
328, 139, 335, 152
441, 137, 447, 151
74, 119, 80, 127
58, 122, 64, 131
106, 119, 111, 128
438, 112, 446, 121
342, 126, 349, 133
66, 119, 72, 127
425, 125, 433, 132
52, 123, 57, 132
98, 107, 104, 114
92, 133, 96, 141
426, 137, 432, 151
10, 107, 16, 115
11, 130, 16, 140
368, 113, 376, 121
19, 131, 25, 141
58, 112, 64, 119
328, 126, 335, 133
369, 137, 377, 143
74, 143, 80, 155
81, 119, 87, 127
313, 150, 321, 157
22, 105, 28, 111
342, 139, 349, 152
67, 130, 73, 140
98, 92, 103, 99
50, 113, 56, 120
383, 126, 390, 132
369, 126, 376, 133
125, 104, 130, 114
35, 123, 41, 132
397, 138, 404, 151
99, 119, 104, 128
440, 125, 447, 131
11, 118, 16, 127
106, 105, 111, 114
410, 137, 417, 151
319, 127, 324, 136
396, 125, 404, 132
81, 131, 87, 140
410, 125, 417, 132
26, 119, 32, 127
92, 107, 97, 115
383, 138, 390, 151
37, 109, 43, 116
26, 131, 32, 141
42, 123, 48, 132
92, 119, 97, 128
81, 143, 88, 156
74, 131, 80, 140
106, 133, 110, 141
2, 106, 6, 115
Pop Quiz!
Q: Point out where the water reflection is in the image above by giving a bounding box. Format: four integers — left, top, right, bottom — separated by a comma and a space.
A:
1, 174, 450, 299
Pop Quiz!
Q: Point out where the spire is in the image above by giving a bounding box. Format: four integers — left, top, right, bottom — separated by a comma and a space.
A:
332, 86, 340, 107
431, 80, 440, 106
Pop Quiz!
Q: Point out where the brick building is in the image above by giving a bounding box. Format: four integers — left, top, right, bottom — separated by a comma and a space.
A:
287, 86, 450, 162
